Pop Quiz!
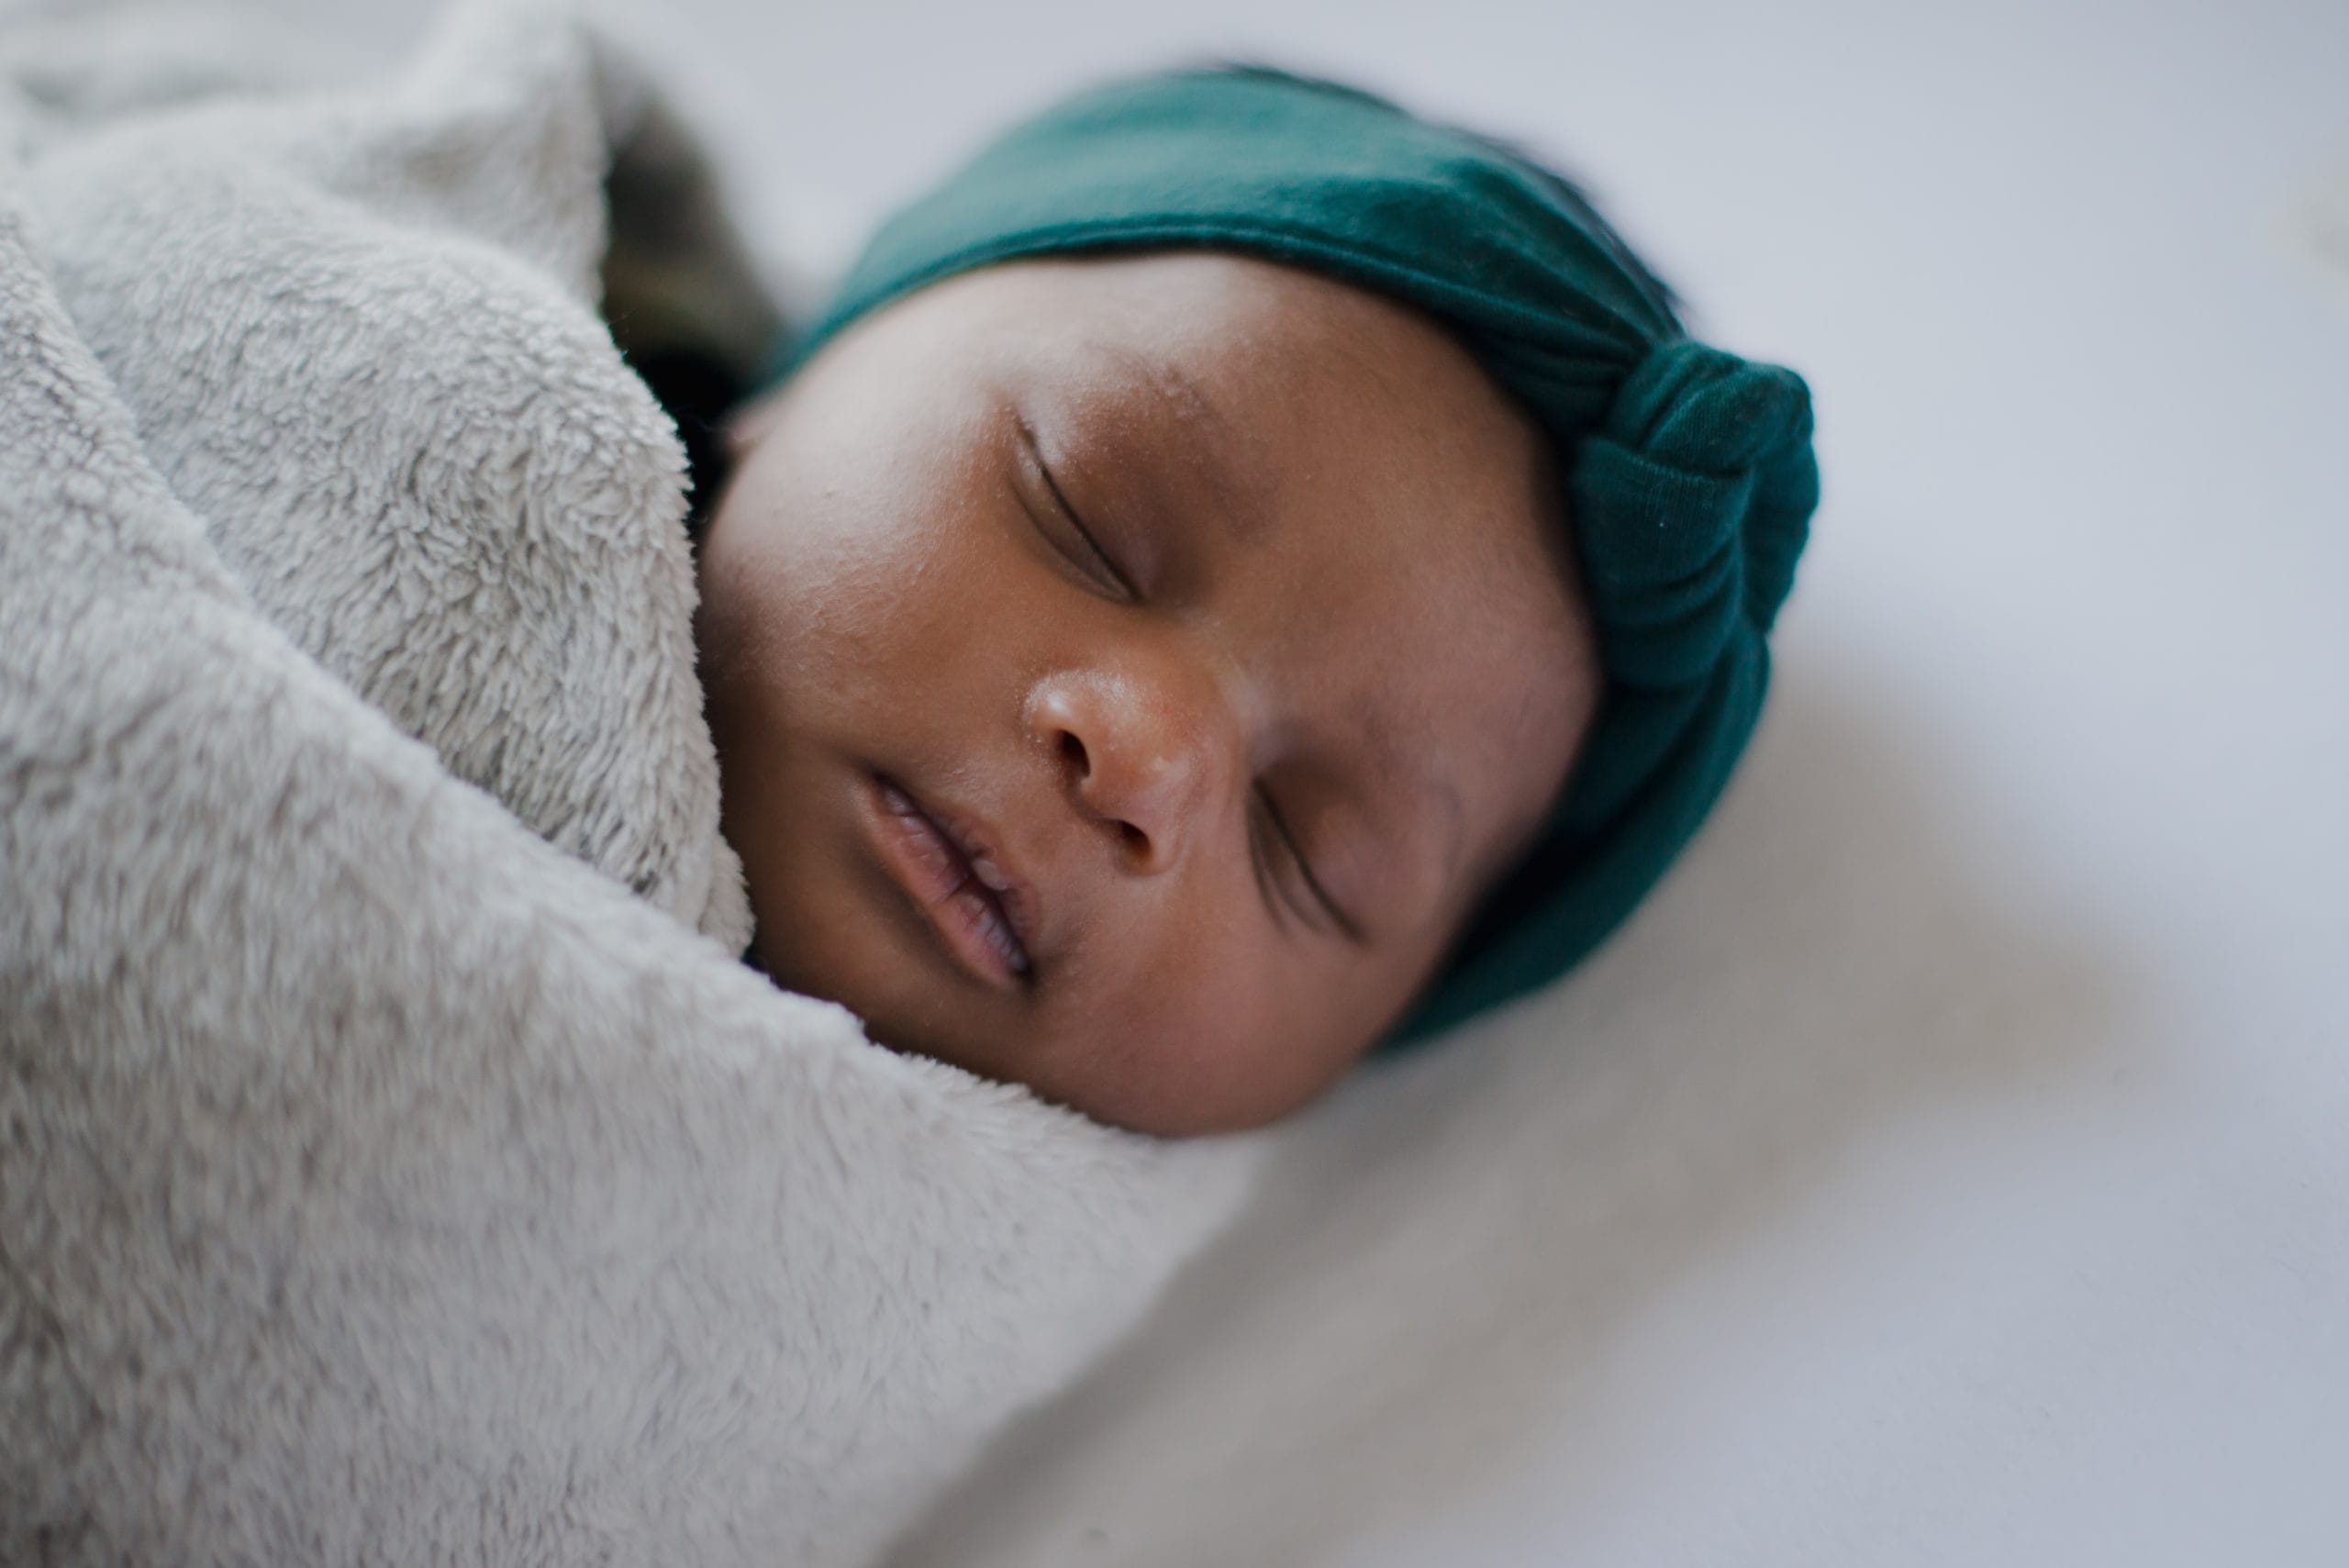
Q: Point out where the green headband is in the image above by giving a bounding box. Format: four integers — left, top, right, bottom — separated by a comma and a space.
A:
782, 66, 1820, 1045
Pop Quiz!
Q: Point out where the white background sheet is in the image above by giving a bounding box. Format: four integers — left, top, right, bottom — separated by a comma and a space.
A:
341, 0, 2349, 1559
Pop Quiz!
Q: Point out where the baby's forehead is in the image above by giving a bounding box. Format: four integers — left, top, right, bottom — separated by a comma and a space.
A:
1020, 258, 1553, 510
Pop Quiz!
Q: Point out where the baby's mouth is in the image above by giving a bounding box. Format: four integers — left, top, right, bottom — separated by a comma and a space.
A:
868, 773, 1034, 989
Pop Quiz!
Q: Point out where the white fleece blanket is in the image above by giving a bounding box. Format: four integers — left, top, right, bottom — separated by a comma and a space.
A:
0, 5, 1259, 1563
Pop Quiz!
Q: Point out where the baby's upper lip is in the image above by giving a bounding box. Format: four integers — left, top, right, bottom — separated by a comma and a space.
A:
891, 776, 1044, 967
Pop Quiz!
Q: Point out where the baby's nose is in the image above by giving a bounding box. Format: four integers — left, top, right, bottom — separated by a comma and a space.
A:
1022, 661, 1240, 874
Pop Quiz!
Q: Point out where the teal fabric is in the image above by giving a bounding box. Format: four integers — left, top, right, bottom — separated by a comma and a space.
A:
781, 66, 1820, 1046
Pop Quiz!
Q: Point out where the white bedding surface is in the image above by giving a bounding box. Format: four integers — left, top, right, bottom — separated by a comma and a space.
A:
352, 0, 2349, 1559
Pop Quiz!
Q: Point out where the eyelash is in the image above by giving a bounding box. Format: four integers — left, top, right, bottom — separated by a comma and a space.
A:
1255, 786, 1357, 940
1021, 426, 1135, 601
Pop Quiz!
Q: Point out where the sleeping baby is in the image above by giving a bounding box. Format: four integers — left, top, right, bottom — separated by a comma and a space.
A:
685, 68, 1820, 1135
1, 18, 1820, 1562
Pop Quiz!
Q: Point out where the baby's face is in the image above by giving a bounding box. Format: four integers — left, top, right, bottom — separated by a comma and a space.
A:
696, 252, 1598, 1135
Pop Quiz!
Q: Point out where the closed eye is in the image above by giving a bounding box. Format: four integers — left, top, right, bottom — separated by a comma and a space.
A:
1018, 417, 1134, 601
1255, 785, 1364, 942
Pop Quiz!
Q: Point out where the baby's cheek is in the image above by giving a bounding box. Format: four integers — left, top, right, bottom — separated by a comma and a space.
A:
1043, 932, 1371, 1135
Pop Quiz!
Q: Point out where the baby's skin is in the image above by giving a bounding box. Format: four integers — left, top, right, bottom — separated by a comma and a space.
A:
695, 253, 1599, 1135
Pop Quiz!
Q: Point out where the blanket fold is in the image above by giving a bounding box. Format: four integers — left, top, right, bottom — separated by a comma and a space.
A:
0, 5, 1260, 1564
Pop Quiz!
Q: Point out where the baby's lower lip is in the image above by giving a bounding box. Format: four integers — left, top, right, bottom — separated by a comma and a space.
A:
859, 773, 1031, 994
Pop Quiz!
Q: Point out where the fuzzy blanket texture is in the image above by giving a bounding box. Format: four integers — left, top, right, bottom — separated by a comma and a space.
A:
0, 4, 1261, 1563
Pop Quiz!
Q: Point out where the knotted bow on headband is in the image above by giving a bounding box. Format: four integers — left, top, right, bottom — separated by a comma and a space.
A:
779, 66, 1820, 1045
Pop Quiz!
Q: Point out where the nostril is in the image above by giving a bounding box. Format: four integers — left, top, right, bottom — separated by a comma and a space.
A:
1053, 726, 1150, 860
